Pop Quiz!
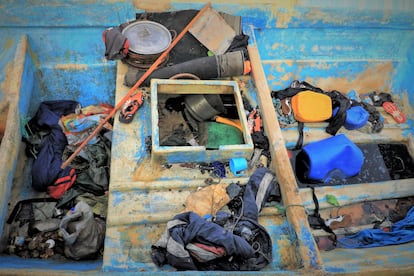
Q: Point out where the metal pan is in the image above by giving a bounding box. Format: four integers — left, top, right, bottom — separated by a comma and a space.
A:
122, 20, 172, 55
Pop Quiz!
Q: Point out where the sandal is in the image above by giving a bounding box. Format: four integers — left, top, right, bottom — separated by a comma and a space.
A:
119, 91, 144, 123
382, 101, 406, 124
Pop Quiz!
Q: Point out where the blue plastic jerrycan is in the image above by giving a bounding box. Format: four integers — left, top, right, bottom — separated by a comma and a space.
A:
296, 134, 364, 182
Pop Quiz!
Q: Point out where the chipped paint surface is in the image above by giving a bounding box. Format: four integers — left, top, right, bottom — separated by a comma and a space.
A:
133, 0, 171, 12
306, 62, 394, 93
0, 36, 28, 241
54, 63, 88, 70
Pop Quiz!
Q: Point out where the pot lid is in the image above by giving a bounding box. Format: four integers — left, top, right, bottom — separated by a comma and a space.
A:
122, 20, 172, 55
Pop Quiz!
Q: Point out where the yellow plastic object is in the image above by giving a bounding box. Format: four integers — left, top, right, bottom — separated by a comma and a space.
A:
291, 91, 332, 122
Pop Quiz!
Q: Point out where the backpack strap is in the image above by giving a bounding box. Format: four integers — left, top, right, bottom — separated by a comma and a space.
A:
295, 122, 304, 150
308, 187, 337, 246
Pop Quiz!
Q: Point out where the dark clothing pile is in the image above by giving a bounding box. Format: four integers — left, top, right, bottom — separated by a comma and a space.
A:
25, 100, 80, 192
151, 167, 280, 271
24, 100, 112, 200
5, 100, 111, 261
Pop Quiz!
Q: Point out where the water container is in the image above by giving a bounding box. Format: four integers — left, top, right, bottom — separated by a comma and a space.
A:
295, 134, 364, 182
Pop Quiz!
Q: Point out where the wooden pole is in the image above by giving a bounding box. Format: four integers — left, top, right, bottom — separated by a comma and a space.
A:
248, 45, 324, 271
61, 2, 212, 169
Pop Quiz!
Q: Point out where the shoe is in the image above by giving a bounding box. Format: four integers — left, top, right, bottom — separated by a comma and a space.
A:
382, 101, 406, 124
119, 91, 144, 123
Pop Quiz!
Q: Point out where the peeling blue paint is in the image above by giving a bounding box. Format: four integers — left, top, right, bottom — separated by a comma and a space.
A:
299, 222, 320, 269
325, 266, 346, 273
1, 0, 414, 274
112, 191, 125, 207
0, 255, 102, 271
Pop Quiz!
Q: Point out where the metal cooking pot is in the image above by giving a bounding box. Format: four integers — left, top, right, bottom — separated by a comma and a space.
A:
184, 94, 225, 122
122, 20, 172, 55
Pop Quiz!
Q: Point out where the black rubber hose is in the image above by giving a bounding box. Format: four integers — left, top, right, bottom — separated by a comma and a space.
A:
124, 50, 245, 87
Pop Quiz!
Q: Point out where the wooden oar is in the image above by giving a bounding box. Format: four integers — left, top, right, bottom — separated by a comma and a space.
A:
61, 2, 212, 169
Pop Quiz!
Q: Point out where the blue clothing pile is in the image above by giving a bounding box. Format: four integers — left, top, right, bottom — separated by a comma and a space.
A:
338, 206, 414, 248
151, 167, 279, 271
29, 101, 79, 192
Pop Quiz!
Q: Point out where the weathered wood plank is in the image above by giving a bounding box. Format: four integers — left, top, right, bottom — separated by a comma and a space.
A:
248, 45, 324, 271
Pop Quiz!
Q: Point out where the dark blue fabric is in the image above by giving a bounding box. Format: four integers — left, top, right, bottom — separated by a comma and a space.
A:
242, 167, 279, 221
338, 206, 414, 248
31, 101, 79, 191
35, 100, 79, 126
171, 212, 254, 259
153, 168, 276, 270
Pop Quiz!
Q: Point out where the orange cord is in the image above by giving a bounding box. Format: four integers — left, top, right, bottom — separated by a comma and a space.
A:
61, 2, 212, 169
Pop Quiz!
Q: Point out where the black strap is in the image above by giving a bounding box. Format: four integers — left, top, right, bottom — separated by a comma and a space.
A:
295, 122, 304, 150
325, 90, 352, 135
309, 187, 337, 246
271, 80, 324, 99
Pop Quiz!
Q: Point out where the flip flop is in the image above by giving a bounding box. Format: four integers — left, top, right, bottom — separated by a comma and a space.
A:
382, 101, 406, 124
119, 91, 144, 123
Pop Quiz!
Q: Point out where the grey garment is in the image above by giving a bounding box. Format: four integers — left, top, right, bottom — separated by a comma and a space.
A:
241, 167, 280, 222
153, 219, 189, 258
33, 201, 57, 221
255, 172, 274, 213
59, 201, 106, 260
104, 27, 128, 60
32, 218, 61, 232
226, 182, 243, 200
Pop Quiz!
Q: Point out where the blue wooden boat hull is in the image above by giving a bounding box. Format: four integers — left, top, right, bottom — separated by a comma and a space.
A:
0, 1, 413, 274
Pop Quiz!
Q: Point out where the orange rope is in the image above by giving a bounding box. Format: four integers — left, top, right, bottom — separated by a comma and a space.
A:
61, 2, 212, 169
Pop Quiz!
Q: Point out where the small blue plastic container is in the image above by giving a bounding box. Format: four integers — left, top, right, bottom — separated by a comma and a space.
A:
296, 134, 364, 182
229, 157, 248, 176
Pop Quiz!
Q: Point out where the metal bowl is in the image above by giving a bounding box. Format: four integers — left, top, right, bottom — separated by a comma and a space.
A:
122, 20, 171, 55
